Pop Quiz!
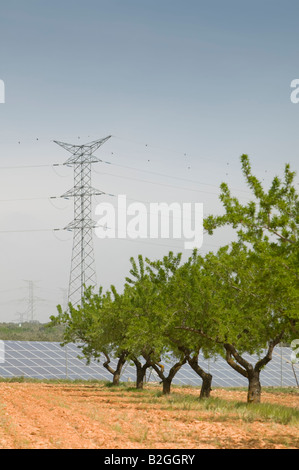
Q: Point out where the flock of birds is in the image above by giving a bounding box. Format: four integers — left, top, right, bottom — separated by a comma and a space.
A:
12, 135, 274, 181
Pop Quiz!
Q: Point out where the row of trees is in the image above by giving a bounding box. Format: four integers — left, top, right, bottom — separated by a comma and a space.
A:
0, 322, 65, 341
50, 155, 299, 403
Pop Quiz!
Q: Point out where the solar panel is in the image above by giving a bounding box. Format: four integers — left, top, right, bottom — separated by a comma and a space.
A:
0, 340, 297, 388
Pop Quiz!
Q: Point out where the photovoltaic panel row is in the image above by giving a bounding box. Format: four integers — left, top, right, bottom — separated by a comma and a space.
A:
0, 341, 297, 388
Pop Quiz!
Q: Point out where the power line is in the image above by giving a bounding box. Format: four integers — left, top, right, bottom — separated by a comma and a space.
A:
94, 167, 252, 200
0, 229, 54, 233
104, 161, 252, 194
0, 152, 254, 198
0, 164, 53, 170
0, 224, 220, 253
0, 197, 51, 203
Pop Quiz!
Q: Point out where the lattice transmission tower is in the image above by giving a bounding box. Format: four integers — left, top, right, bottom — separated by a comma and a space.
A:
22, 280, 44, 322
54, 136, 111, 307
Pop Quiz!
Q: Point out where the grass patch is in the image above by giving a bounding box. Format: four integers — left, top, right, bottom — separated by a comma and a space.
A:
221, 386, 299, 396
262, 386, 299, 396
104, 381, 129, 389
0, 376, 108, 385
235, 401, 299, 425
167, 395, 299, 425
141, 391, 299, 426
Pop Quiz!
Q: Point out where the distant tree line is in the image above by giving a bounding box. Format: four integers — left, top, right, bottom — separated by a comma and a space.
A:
51, 156, 299, 403
0, 322, 65, 342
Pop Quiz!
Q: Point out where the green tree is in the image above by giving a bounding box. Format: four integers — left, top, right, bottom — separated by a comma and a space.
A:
50, 286, 129, 385
204, 155, 298, 338
123, 253, 188, 394
146, 251, 214, 398
204, 155, 298, 248
191, 155, 299, 402
172, 244, 292, 402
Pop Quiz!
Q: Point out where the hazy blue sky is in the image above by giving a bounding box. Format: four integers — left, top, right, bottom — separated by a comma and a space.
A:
0, 0, 298, 321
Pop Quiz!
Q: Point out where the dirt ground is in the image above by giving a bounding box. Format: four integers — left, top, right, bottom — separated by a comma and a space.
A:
0, 382, 298, 449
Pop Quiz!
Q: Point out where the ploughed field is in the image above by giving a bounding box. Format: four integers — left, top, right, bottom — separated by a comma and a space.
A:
0, 381, 298, 449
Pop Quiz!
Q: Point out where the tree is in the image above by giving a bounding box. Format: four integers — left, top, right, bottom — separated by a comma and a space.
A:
193, 155, 299, 402
50, 286, 129, 386
204, 154, 298, 337
50, 153, 298, 402
107, 276, 154, 389
123, 253, 188, 395
146, 251, 214, 398
173, 243, 294, 403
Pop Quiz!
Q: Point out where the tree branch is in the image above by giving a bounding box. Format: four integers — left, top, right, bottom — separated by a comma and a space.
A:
174, 325, 222, 345
254, 331, 285, 372
261, 225, 295, 244
224, 343, 250, 378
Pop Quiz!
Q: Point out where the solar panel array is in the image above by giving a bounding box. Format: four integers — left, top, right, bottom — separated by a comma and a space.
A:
0, 340, 298, 388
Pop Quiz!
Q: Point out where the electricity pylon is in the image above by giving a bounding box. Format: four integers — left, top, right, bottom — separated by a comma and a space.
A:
23, 280, 44, 322
54, 136, 111, 307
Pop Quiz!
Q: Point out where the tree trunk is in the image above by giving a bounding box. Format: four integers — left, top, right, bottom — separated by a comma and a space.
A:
224, 336, 284, 404
169, 341, 213, 399
136, 365, 145, 389
103, 350, 127, 386
247, 369, 261, 403
132, 357, 151, 389
112, 369, 121, 386
187, 354, 212, 399
162, 378, 171, 395
199, 373, 213, 399
149, 357, 187, 395
248, 335, 284, 403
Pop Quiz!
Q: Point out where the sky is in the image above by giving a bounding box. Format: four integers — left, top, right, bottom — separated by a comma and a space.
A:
0, 0, 298, 322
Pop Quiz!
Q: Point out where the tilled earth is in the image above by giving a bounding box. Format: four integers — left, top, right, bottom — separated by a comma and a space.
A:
0, 382, 298, 449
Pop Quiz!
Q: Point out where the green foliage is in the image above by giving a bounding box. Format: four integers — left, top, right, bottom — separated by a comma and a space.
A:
49, 155, 298, 399
50, 286, 125, 364
204, 154, 298, 247
203, 154, 298, 338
